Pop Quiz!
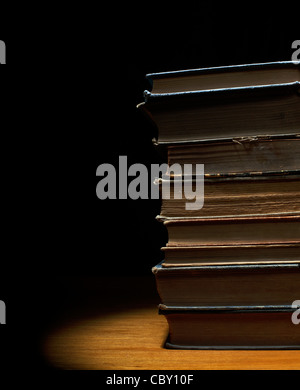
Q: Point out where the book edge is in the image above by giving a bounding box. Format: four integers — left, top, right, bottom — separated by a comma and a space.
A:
146, 61, 300, 80
143, 81, 300, 102
152, 261, 300, 273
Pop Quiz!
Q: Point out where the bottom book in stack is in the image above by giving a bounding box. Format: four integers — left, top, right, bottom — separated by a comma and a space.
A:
153, 263, 300, 349
159, 305, 300, 350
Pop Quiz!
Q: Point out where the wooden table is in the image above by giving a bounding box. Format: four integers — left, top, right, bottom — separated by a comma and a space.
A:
42, 276, 300, 370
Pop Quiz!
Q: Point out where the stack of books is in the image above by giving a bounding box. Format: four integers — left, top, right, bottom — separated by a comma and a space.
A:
138, 61, 300, 349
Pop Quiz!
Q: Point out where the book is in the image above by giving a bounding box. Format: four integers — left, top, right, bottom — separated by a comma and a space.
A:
152, 262, 300, 306
158, 173, 300, 219
141, 61, 300, 350
138, 82, 300, 144
166, 135, 300, 175
161, 243, 300, 267
164, 215, 300, 246
147, 61, 300, 95
159, 305, 300, 350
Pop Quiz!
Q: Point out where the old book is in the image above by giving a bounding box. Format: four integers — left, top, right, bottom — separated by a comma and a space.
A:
167, 135, 300, 175
152, 262, 300, 306
138, 82, 300, 144
159, 305, 300, 350
158, 173, 300, 219
164, 215, 300, 246
161, 243, 300, 267
147, 61, 300, 94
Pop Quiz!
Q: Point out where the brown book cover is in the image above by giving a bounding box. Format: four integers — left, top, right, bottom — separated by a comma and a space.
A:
161, 243, 300, 267
159, 305, 300, 350
164, 215, 300, 246
157, 173, 300, 219
166, 135, 300, 175
153, 262, 300, 306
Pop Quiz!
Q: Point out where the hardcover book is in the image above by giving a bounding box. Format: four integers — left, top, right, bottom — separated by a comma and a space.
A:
153, 262, 300, 306
139, 82, 300, 144
159, 305, 300, 350
158, 173, 300, 219
147, 61, 300, 95
164, 215, 300, 246
166, 135, 300, 175
161, 243, 300, 267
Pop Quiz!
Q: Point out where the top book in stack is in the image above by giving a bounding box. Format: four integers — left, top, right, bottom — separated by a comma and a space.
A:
139, 61, 300, 144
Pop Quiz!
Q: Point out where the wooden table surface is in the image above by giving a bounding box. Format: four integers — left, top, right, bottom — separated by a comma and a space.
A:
42, 276, 300, 370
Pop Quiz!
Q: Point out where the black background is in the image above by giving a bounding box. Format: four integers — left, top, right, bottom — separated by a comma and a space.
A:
0, 3, 299, 377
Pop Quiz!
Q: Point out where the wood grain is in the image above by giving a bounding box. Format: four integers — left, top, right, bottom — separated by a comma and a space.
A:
42, 276, 300, 370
